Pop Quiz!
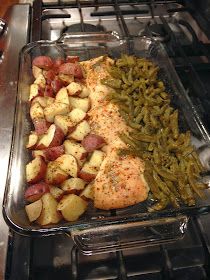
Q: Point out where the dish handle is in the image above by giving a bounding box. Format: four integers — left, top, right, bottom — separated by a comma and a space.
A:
67, 215, 188, 255
56, 31, 121, 44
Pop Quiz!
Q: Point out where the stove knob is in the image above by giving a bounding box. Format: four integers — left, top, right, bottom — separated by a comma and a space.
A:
0, 18, 7, 37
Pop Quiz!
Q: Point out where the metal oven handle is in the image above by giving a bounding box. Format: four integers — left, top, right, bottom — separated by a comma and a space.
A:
67, 215, 188, 255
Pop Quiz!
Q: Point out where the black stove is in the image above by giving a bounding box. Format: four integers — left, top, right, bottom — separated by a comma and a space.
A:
3, 0, 210, 279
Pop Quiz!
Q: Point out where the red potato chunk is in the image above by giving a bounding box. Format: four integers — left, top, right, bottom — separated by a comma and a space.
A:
55, 154, 79, 178
44, 145, 65, 161
24, 182, 50, 203
26, 156, 47, 184
66, 56, 79, 63
25, 199, 43, 222
37, 124, 65, 150
78, 171, 96, 182
59, 62, 83, 79
33, 118, 50, 135
81, 134, 106, 152
32, 56, 54, 70
51, 78, 64, 94
49, 186, 64, 201
53, 58, 65, 69
45, 161, 68, 185
43, 69, 56, 84
44, 85, 55, 97
26, 132, 38, 150
32, 150, 46, 159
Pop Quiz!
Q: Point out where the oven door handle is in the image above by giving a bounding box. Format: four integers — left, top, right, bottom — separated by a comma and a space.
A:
67, 215, 188, 255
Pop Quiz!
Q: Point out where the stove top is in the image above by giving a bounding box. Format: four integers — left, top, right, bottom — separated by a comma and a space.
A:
2, 1, 210, 279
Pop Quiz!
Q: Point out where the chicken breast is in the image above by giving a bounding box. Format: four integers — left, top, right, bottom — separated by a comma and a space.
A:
88, 102, 128, 145
93, 143, 148, 210
82, 56, 149, 210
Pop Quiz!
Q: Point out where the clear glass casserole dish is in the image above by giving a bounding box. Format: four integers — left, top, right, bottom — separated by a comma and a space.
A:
3, 32, 210, 254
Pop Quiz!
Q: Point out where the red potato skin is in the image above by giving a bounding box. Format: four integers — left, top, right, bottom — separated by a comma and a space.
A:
36, 126, 65, 150
32, 150, 46, 159
81, 134, 106, 152
66, 56, 79, 63
80, 152, 88, 160
44, 145, 65, 161
45, 171, 68, 185
28, 88, 44, 106
32, 56, 54, 70
44, 85, 54, 97
54, 58, 65, 70
49, 126, 65, 147
51, 78, 64, 94
33, 118, 51, 135
59, 63, 83, 79
43, 70, 56, 85
24, 182, 50, 202
27, 156, 47, 184
78, 170, 96, 182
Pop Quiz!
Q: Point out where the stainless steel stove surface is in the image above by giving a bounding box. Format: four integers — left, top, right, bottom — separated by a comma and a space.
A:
2, 1, 210, 279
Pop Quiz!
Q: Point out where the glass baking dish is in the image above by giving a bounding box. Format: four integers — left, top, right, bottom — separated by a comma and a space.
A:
3, 32, 210, 254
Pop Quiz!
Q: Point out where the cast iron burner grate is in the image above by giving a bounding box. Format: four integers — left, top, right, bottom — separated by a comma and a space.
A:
5, 0, 210, 279
63, 23, 106, 33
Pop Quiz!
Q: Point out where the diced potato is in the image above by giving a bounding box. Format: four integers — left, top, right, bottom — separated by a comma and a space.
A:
68, 120, 90, 141
25, 199, 43, 222
58, 73, 74, 84
55, 87, 70, 105
26, 132, 38, 149
78, 162, 98, 182
36, 124, 64, 149
45, 161, 68, 185
57, 194, 87, 222
80, 183, 94, 201
49, 186, 64, 201
69, 97, 90, 112
64, 140, 87, 166
66, 82, 82, 96
32, 65, 43, 79
89, 150, 105, 170
29, 84, 39, 101
34, 73, 46, 88
30, 101, 44, 120
26, 156, 47, 184
68, 108, 86, 124
61, 178, 86, 194
55, 154, 79, 178
54, 115, 75, 135
44, 102, 70, 123
37, 193, 62, 225
79, 86, 90, 98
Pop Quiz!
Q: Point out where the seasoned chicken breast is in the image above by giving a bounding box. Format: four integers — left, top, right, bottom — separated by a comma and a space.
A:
88, 102, 128, 145
83, 56, 149, 210
93, 143, 148, 210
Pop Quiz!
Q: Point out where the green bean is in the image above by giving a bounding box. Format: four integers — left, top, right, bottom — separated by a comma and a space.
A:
144, 170, 161, 199
187, 164, 205, 198
185, 184, 196, 206
118, 133, 136, 148
131, 132, 157, 143
170, 109, 179, 139
148, 198, 169, 212
101, 78, 122, 89
153, 164, 177, 182
104, 54, 206, 210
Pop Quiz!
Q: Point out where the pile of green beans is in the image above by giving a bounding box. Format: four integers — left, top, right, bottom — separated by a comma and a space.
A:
101, 54, 207, 211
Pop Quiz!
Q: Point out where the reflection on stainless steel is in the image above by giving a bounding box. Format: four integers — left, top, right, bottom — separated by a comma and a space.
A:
0, 5, 29, 279
0, 18, 7, 37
